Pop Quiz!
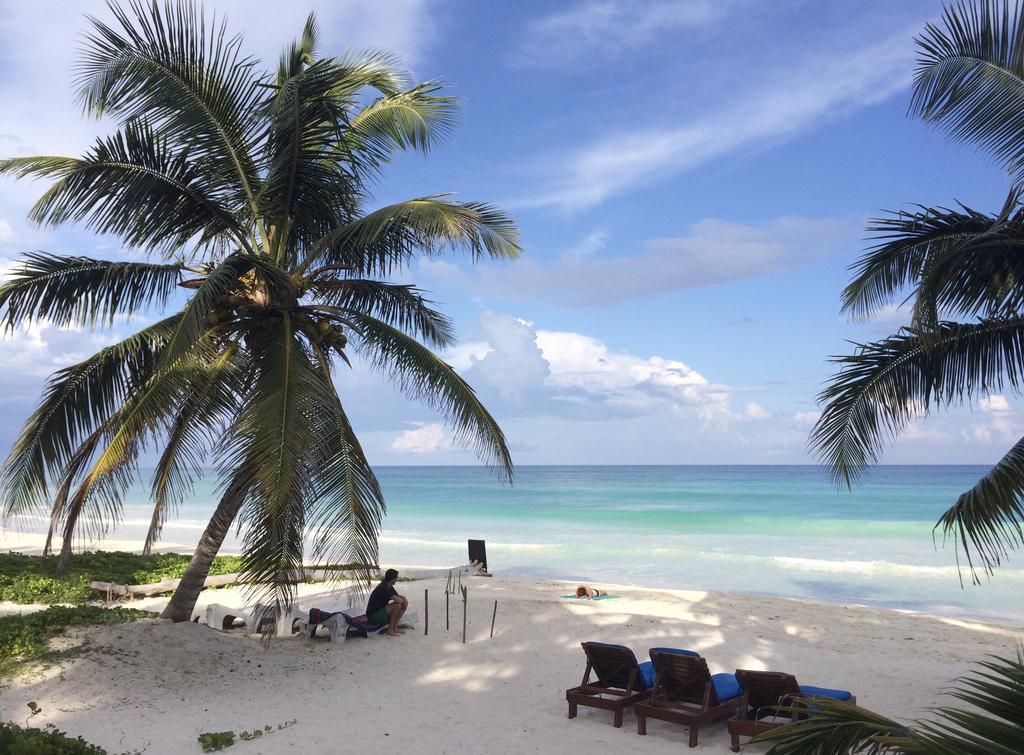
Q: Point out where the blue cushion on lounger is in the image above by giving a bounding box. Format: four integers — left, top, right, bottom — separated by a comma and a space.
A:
649, 647, 700, 657
799, 684, 853, 701
638, 661, 656, 689
712, 673, 742, 701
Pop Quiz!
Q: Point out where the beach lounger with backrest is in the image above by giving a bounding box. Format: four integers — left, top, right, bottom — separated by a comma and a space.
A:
635, 649, 744, 748
565, 642, 655, 728
728, 670, 855, 751
299, 609, 419, 643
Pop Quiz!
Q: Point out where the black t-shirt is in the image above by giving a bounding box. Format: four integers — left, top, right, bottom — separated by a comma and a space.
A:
366, 581, 397, 616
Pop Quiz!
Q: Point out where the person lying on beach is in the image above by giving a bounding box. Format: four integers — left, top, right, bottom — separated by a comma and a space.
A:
575, 585, 602, 599
366, 568, 408, 636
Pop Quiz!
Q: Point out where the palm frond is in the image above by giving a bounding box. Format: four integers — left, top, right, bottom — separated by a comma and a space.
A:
0, 121, 251, 255
144, 341, 244, 554
45, 424, 109, 557
275, 12, 319, 84
936, 433, 1024, 581
0, 315, 180, 522
259, 58, 360, 263
305, 196, 521, 276
77, 0, 264, 213
757, 699, 913, 754
305, 345, 384, 581
812, 318, 1024, 573
912, 0, 1024, 185
342, 82, 458, 165
812, 318, 1024, 485
843, 198, 1024, 323
340, 310, 512, 479
0, 252, 181, 330
308, 279, 454, 347
155, 253, 252, 370
226, 313, 330, 619
55, 338, 225, 553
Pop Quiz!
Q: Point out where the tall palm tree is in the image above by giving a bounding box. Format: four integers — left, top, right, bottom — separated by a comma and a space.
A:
811, 0, 1024, 581
0, 0, 519, 623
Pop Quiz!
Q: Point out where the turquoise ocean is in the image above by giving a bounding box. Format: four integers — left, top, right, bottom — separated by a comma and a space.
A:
15, 465, 1024, 623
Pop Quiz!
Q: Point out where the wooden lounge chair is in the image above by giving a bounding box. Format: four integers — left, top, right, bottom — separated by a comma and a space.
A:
565, 642, 655, 727
635, 649, 744, 748
728, 670, 856, 752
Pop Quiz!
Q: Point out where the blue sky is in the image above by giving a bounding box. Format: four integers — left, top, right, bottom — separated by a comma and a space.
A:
0, 0, 1016, 466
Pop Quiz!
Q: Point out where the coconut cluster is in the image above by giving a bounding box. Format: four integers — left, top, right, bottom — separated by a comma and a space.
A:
300, 315, 347, 351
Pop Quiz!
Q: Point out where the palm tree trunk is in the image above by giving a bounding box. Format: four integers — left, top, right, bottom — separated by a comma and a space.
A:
160, 479, 248, 622
54, 501, 85, 576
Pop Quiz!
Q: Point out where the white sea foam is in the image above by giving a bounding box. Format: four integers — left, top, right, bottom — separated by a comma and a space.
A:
378, 535, 561, 552
773, 556, 1024, 581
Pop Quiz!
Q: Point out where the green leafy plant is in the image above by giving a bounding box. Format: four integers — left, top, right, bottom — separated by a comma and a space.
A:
756, 645, 1024, 753
198, 731, 235, 751
0, 0, 518, 630
199, 721, 294, 751
0, 605, 154, 677
812, 0, 1024, 579
0, 551, 247, 604
0, 722, 106, 754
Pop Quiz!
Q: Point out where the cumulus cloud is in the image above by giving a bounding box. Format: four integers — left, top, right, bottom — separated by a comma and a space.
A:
390, 423, 451, 454
427, 215, 855, 306
516, 30, 916, 211
455, 312, 762, 428
980, 394, 1011, 413
0, 220, 15, 244
965, 394, 1020, 444
744, 402, 770, 420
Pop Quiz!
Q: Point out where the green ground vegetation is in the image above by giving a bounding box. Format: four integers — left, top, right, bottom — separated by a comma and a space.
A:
0, 551, 246, 604
0, 551, 388, 605
0, 721, 107, 754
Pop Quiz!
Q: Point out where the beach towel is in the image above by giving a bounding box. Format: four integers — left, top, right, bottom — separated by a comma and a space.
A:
342, 613, 387, 638
308, 608, 339, 624
561, 594, 617, 601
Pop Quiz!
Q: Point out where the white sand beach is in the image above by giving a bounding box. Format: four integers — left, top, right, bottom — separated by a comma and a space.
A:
1, 567, 1019, 754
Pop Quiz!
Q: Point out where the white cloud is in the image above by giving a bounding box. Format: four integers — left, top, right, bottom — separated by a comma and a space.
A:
744, 402, 770, 420
792, 410, 821, 429
463, 313, 550, 402
434, 215, 855, 306
390, 423, 451, 454
567, 230, 607, 258
516, 30, 915, 211
514, 0, 732, 68
980, 394, 1011, 413
458, 312, 759, 428
0, 220, 15, 244
965, 394, 1020, 444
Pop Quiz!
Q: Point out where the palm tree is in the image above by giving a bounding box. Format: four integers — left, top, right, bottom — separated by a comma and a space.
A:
811, 0, 1024, 581
756, 644, 1024, 753
0, 0, 519, 623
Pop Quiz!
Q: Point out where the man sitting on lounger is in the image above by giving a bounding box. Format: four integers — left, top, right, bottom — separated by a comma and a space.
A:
366, 569, 408, 636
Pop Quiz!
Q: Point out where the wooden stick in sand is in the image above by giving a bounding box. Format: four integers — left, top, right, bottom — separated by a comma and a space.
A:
424, 588, 429, 635
490, 599, 498, 638
461, 584, 468, 644
446, 591, 450, 630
